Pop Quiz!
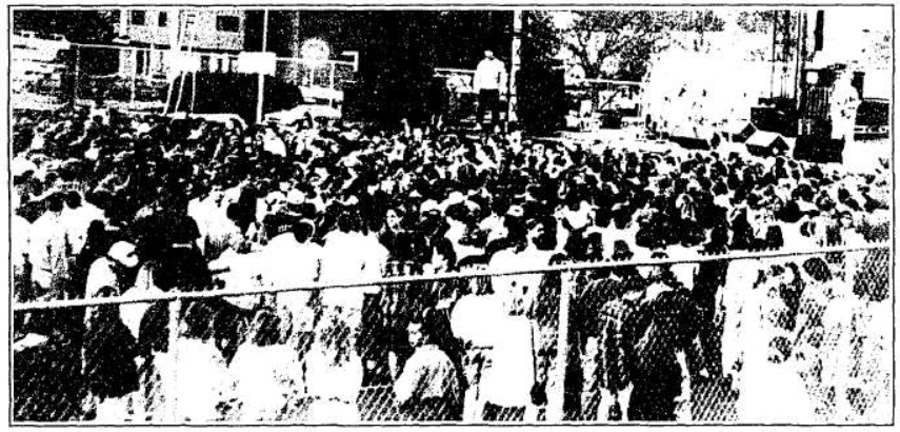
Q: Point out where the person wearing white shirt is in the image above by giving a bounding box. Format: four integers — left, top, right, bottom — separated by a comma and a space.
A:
473, 50, 507, 131
190, 186, 243, 260
226, 309, 300, 421
59, 190, 105, 258
394, 316, 462, 421
319, 209, 388, 353
302, 313, 363, 423
163, 302, 229, 423
261, 220, 321, 348
489, 220, 557, 317
483, 219, 558, 421
262, 127, 287, 157
12, 191, 31, 302
29, 191, 72, 300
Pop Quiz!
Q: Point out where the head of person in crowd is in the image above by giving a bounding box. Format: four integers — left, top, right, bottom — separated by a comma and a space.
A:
639, 251, 677, 288
250, 307, 287, 347
290, 219, 316, 245
335, 199, 363, 234
385, 208, 405, 234
419, 201, 449, 238
407, 311, 434, 349
63, 188, 84, 210
40, 187, 66, 214
180, 301, 219, 342
582, 227, 604, 262
802, 257, 833, 285
526, 216, 557, 252
317, 310, 355, 366
107, 240, 140, 272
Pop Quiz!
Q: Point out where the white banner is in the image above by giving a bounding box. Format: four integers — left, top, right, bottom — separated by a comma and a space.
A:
237, 51, 277, 75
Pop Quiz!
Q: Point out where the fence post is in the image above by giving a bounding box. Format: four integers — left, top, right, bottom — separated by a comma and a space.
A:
166, 298, 181, 423
190, 72, 197, 114
329, 62, 336, 107
130, 48, 137, 105
73, 46, 80, 104
546, 270, 573, 422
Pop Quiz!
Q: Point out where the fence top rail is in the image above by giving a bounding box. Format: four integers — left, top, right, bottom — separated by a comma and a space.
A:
66, 43, 354, 66
434, 67, 475, 75
12, 242, 890, 312
578, 78, 646, 87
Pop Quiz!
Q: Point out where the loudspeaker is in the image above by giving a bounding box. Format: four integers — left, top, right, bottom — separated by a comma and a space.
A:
669, 126, 713, 150
751, 105, 797, 137
726, 121, 757, 143
341, 81, 364, 121
745, 130, 790, 157
851, 71, 865, 99
794, 135, 843, 163
171, 73, 305, 124
517, 66, 566, 134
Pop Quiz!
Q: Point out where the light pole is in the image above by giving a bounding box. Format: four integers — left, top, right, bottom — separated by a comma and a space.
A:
508, 9, 522, 125
256, 9, 269, 124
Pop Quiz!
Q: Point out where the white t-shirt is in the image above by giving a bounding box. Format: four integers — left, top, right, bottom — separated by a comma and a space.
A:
319, 231, 387, 310
451, 294, 505, 347
211, 250, 266, 310
489, 247, 554, 315
166, 338, 229, 422
262, 130, 287, 156
60, 202, 104, 256
29, 211, 70, 293
262, 234, 321, 333
474, 57, 507, 92
303, 346, 363, 403
190, 193, 242, 259
85, 257, 120, 299
228, 344, 299, 420
394, 344, 459, 404
479, 315, 535, 407
12, 215, 30, 287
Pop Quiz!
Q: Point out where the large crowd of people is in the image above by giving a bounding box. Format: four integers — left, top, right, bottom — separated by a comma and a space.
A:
12, 103, 891, 423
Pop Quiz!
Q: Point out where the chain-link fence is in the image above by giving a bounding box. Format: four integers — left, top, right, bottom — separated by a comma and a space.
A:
12, 243, 892, 424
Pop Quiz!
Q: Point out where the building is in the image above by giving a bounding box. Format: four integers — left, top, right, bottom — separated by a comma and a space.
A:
116, 8, 246, 78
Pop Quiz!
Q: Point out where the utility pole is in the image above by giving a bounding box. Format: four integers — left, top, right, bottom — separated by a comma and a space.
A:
256, 9, 269, 124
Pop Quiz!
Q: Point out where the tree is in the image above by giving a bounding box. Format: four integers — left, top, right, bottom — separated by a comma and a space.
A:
736, 10, 780, 34
564, 10, 725, 82
13, 10, 118, 43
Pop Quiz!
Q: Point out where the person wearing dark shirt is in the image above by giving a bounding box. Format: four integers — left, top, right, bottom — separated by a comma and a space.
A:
133, 193, 211, 292
82, 286, 140, 420
593, 260, 645, 421
626, 264, 701, 421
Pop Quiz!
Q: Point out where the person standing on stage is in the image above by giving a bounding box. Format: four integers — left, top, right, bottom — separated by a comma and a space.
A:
474, 50, 507, 132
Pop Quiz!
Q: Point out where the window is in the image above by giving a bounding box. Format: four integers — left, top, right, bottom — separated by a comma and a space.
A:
216, 16, 240, 33
136, 50, 149, 76
158, 12, 168, 27
130, 10, 146, 26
